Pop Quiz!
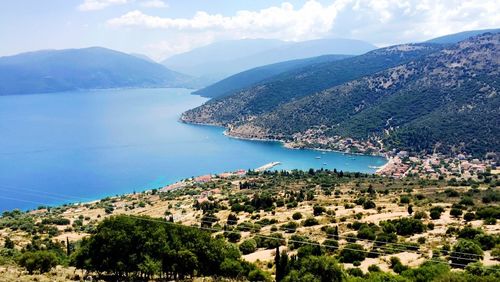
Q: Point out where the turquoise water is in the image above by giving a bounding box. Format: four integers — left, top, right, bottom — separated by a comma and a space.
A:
0, 88, 386, 211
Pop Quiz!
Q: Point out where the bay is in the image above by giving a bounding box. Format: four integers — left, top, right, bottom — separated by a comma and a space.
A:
0, 88, 386, 211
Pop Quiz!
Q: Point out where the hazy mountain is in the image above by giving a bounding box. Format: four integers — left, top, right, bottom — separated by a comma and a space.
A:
162, 38, 376, 84
193, 54, 352, 98
182, 43, 440, 125
426, 28, 500, 44
130, 53, 156, 63
0, 47, 191, 95
222, 33, 499, 157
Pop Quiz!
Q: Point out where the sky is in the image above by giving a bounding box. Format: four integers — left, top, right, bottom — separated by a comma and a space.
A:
1, 0, 499, 61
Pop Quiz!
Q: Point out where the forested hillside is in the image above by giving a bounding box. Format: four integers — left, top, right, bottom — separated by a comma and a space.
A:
227, 33, 500, 157
193, 54, 351, 98
182, 43, 441, 126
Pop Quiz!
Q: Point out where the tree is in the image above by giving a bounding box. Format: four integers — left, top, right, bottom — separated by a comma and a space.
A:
450, 239, 483, 266
407, 205, 413, 215
275, 247, 289, 282
339, 243, 366, 263
18, 250, 58, 274
4, 237, 14, 249
450, 208, 463, 218
240, 239, 257, 254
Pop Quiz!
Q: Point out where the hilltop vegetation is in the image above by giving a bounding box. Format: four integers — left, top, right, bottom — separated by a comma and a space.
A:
0, 169, 499, 281
193, 54, 351, 98
183, 32, 500, 158
182, 43, 440, 126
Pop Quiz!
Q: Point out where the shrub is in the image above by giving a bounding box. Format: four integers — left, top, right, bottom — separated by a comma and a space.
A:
368, 264, 381, 272
18, 250, 58, 274
450, 208, 463, 218
400, 195, 411, 204
464, 212, 476, 222
363, 200, 376, 209
248, 269, 271, 282
450, 239, 484, 266
347, 267, 364, 277
302, 217, 319, 227
313, 205, 326, 216
292, 212, 302, 220
281, 221, 298, 233
239, 239, 257, 254
339, 243, 366, 263
225, 231, 241, 243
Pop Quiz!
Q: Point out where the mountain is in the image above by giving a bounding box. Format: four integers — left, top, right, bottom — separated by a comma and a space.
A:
130, 53, 156, 63
192, 54, 352, 98
162, 38, 376, 84
426, 28, 500, 44
0, 47, 191, 95
214, 33, 499, 157
182, 43, 441, 126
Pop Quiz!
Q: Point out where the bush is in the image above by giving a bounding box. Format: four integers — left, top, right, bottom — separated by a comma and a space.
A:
363, 200, 376, 209
385, 218, 426, 236
400, 195, 411, 204
347, 267, 364, 277
450, 239, 483, 266
239, 239, 257, 255
313, 205, 326, 216
225, 231, 241, 243
292, 212, 302, 220
450, 208, 463, 218
281, 221, 298, 233
18, 250, 59, 274
248, 269, 271, 282
464, 212, 476, 222
368, 264, 381, 272
430, 206, 444, 220
302, 217, 319, 227
339, 243, 366, 263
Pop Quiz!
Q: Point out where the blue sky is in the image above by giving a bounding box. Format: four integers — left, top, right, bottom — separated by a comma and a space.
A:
1, 0, 499, 60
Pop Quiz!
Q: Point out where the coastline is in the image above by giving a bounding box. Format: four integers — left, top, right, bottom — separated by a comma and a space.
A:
180, 116, 389, 163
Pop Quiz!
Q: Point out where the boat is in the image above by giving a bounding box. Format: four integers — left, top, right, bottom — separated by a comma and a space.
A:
323, 163, 327, 165
315, 156, 321, 159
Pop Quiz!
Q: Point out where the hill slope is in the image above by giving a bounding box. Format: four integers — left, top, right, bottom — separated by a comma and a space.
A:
192, 54, 352, 98
227, 33, 500, 157
182, 43, 441, 126
426, 28, 500, 44
0, 47, 190, 95
162, 38, 376, 84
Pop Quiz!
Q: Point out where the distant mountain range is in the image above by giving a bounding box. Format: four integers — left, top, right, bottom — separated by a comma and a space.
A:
0, 47, 191, 95
182, 31, 500, 157
161, 38, 376, 84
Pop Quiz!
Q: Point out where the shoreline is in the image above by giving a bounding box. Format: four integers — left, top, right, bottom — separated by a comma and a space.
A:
180, 117, 389, 163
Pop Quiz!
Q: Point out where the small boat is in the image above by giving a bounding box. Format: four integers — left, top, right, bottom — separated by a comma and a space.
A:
315, 156, 321, 159
321, 152, 326, 155
323, 163, 327, 165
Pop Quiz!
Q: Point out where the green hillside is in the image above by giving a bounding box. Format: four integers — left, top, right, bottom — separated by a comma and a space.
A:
182, 44, 441, 126
229, 33, 500, 157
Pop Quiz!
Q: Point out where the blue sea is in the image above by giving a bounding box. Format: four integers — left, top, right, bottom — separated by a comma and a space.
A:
0, 88, 386, 211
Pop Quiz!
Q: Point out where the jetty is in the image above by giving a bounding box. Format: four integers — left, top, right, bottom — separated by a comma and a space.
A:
255, 162, 281, 172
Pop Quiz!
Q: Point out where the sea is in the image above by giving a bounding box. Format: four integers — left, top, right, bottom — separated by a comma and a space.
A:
0, 88, 387, 211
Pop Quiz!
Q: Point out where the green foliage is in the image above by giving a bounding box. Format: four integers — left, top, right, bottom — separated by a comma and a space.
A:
239, 239, 258, 255
70, 215, 249, 280
339, 243, 366, 263
450, 239, 484, 267
18, 250, 59, 274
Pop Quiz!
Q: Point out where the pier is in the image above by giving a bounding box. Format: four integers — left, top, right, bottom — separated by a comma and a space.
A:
255, 161, 281, 172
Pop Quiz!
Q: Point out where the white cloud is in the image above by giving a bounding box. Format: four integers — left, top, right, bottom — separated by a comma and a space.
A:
107, 0, 500, 43
106, 0, 499, 59
108, 1, 350, 41
78, 0, 129, 11
140, 0, 168, 8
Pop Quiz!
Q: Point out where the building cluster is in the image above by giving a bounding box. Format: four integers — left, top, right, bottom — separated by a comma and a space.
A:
377, 152, 495, 179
